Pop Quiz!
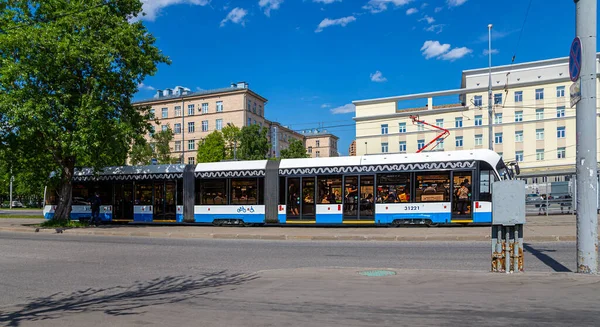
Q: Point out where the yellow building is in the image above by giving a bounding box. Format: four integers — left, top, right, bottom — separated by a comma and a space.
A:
300, 130, 339, 158
134, 83, 308, 163
353, 54, 600, 178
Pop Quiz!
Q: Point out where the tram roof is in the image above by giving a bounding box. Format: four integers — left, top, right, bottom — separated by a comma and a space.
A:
75, 164, 187, 177
194, 160, 269, 172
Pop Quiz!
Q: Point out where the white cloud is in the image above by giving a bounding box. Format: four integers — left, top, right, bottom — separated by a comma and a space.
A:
313, 0, 342, 3
420, 2, 428, 9
330, 103, 355, 114
259, 0, 284, 17
370, 70, 387, 82
406, 7, 418, 15
138, 83, 155, 91
447, 0, 467, 7
419, 15, 435, 24
477, 29, 518, 42
434, 6, 443, 12
363, 0, 412, 14
483, 48, 499, 55
321, 104, 331, 108
440, 47, 472, 61
420, 40, 450, 59
315, 16, 356, 33
424, 24, 444, 34
139, 0, 210, 21
220, 7, 248, 27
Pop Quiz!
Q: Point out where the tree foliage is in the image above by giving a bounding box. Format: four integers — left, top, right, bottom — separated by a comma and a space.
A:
238, 124, 269, 161
129, 139, 153, 166
221, 123, 241, 159
197, 131, 225, 163
152, 127, 178, 164
280, 139, 309, 159
0, 0, 170, 220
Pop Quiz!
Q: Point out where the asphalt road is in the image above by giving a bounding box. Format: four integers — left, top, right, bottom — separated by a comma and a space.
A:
0, 233, 594, 327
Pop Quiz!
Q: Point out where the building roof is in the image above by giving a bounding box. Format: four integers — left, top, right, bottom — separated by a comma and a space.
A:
133, 85, 268, 105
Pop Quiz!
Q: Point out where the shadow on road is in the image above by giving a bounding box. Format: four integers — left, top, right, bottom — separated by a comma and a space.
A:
0, 270, 258, 327
523, 243, 572, 272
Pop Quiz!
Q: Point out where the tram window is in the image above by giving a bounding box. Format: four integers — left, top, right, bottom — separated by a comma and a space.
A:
279, 177, 286, 205
177, 179, 183, 205
135, 183, 153, 205
72, 183, 90, 205
377, 173, 411, 203
415, 172, 450, 202
317, 176, 342, 204
479, 170, 496, 201
230, 178, 258, 205
258, 178, 265, 205
198, 179, 227, 205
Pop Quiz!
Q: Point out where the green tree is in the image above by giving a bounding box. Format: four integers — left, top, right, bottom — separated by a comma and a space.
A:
280, 139, 309, 159
0, 1, 170, 220
197, 131, 225, 163
129, 139, 153, 166
152, 127, 178, 164
221, 123, 241, 160
238, 124, 269, 160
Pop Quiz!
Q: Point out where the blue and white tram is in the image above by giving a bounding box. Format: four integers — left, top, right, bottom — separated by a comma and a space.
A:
44, 149, 511, 226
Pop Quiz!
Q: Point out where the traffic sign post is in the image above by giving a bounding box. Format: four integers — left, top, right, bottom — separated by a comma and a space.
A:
569, 36, 582, 82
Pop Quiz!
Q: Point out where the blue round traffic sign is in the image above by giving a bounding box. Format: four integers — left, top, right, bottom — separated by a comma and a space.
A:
569, 37, 582, 82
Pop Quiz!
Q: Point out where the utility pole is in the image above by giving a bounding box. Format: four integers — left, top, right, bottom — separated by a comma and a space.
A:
488, 24, 493, 151
181, 98, 186, 164
575, 0, 598, 274
9, 171, 13, 209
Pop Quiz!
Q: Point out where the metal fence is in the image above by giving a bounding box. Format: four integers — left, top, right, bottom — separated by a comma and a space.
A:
525, 196, 574, 216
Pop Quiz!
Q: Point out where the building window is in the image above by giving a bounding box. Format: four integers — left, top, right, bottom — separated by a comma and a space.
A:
557, 126, 566, 138
149, 108, 155, 118
253, 102, 257, 114
515, 131, 523, 142
417, 122, 424, 131
455, 136, 463, 147
174, 106, 182, 117
247, 100, 251, 111
474, 134, 483, 146
188, 122, 195, 133
381, 142, 389, 153
494, 132, 503, 144
247, 118, 251, 126
557, 106, 565, 117
436, 139, 444, 150
535, 129, 544, 140
436, 119, 444, 128
161, 107, 168, 118
161, 124, 168, 132
557, 86, 565, 98
536, 109, 544, 120
316, 140, 320, 147
536, 149, 544, 161
557, 147, 566, 159
494, 113, 502, 124
418, 139, 425, 150
174, 141, 181, 152
188, 157, 195, 165
494, 93, 502, 104
516, 151, 524, 162
188, 140, 195, 150
399, 141, 406, 153
174, 123, 181, 134
475, 115, 482, 126
308, 146, 312, 154
474, 95, 482, 107
515, 111, 523, 122
188, 104, 195, 116
316, 151, 320, 157
455, 117, 463, 128
514, 91, 523, 103
381, 124, 388, 135
399, 122, 406, 133
201, 120, 208, 132
202, 103, 208, 114
535, 88, 544, 100
216, 101, 223, 112
215, 119, 223, 131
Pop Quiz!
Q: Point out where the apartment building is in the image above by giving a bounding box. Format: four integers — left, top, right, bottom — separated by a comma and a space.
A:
300, 130, 339, 158
353, 54, 600, 177
348, 140, 357, 156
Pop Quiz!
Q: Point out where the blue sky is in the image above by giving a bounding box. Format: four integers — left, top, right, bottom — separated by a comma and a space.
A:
134, 0, 589, 155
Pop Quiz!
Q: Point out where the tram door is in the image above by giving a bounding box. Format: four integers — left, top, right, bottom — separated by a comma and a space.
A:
153, 182, 166, 221
164, 181, 177, 221
301, 177, 316, 219
451, 171, 473, 222
114, 183, 133, 221
343, 175, 375, 221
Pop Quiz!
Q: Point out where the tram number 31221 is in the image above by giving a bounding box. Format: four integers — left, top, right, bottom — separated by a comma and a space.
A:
404, 205, 420, 211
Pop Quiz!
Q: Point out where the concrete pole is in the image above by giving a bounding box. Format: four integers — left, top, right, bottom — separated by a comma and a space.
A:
9, 174, 13, 209
488, 24, 493, 151
575, 0, 598, 274
181, 98, 185, 164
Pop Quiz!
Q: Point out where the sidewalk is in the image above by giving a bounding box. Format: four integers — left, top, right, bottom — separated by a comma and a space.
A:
0, 215, 593, 242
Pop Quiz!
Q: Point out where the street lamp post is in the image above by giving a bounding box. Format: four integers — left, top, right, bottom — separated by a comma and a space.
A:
487, 23, 493, 151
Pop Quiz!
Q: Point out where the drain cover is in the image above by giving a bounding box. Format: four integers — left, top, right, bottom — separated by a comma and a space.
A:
358, 270, 396, 277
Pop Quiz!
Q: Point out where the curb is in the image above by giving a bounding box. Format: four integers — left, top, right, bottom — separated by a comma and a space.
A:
0, 226, 583, 242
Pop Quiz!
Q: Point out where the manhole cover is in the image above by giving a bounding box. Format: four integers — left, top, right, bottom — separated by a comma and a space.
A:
358, 270, 396, 277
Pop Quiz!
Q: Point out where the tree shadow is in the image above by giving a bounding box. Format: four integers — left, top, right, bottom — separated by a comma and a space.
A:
0, 270, 258, 327
523, 243, 572, 272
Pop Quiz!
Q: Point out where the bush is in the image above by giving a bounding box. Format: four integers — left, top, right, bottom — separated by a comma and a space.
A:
40, 219, 88, 228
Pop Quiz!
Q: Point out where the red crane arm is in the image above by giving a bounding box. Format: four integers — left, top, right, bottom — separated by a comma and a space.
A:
409, 115, 450, 153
